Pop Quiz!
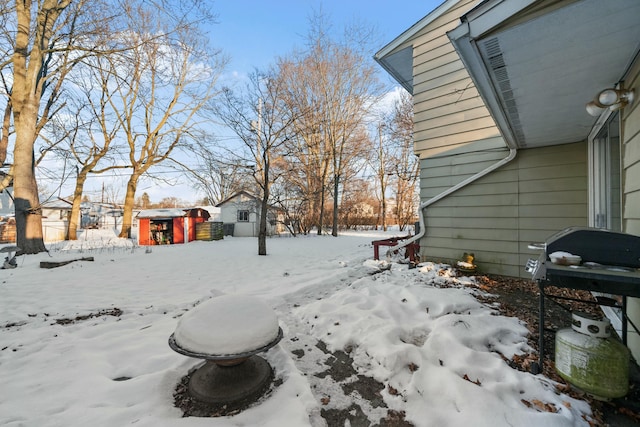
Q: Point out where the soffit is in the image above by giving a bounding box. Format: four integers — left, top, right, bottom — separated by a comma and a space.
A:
450, 0, 640, 148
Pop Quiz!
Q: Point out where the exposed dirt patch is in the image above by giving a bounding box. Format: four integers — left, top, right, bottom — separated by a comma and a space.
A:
314, 341, 412, 427
54, 308, 123, 325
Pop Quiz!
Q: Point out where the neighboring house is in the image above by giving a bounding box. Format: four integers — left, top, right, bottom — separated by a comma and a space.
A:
81, 202, 124, 230
376, 0, 640, 360
41, 198, 76, 242
215, 191, 284, 237
0, 187, 14, 218
0, 187, 15, 243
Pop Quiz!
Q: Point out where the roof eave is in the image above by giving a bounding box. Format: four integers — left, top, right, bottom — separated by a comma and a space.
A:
374, 0, 463, 93
447, 20, 520, 149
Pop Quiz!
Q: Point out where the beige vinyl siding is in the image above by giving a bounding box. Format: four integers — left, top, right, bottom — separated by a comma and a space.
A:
419, 142, 588, 277
408, 0, 587, 277
411, 0, 490, 159
622, 54, 640, 360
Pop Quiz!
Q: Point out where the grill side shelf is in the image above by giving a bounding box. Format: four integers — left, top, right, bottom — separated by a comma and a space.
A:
543, 264, 640, 297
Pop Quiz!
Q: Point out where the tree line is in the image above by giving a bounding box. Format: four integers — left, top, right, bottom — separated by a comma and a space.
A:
0, 1, 417, 256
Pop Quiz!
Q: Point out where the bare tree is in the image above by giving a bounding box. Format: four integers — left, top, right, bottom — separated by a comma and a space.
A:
1, 0, 113, 253
0, 0, 223, 250
278, 55, 331, 235
110, 4, 227, 238
339, 177, 377, 229
181, 141, 252, 204
388, 90, 418, 231
53, 52, 131, 240
102, 182, 122, 205
215, 69, 301, 255
372, 121, 392, 231
135, 192, 151, 209
278, 13, 384, 236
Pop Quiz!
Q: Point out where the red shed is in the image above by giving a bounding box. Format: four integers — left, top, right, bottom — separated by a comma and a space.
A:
137, 208, 210, 245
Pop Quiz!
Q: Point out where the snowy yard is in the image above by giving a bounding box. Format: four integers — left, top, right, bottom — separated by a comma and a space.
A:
0, 229, 594, 426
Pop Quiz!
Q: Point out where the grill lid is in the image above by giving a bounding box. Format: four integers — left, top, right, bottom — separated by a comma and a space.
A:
544, 227, 640, 268
526, 227, 640, 296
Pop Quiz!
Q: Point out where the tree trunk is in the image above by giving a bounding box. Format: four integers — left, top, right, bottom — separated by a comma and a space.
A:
10, 0, 69, 255
13, 110, 46, 254
67, 173, 88, 240
119, 174, 139, 238
258, 158, 269, 255
258, 194, 268, 255
381, 192, 387, 232
317, 186, 325, 235
331, 174, 339, 237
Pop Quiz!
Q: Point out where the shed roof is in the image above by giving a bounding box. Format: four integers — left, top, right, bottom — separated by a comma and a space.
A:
41, 198, 73, 210
136, 208, 187, 219
215, 190, 259, 207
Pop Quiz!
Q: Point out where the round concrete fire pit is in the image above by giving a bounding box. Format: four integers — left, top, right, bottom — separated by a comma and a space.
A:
169, 294, 282, 407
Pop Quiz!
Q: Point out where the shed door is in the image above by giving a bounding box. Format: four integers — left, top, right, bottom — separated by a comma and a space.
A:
173, 218, 185, 244
139, 219, 151, 245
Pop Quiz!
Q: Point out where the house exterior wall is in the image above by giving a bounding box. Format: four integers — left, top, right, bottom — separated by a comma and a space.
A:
219, 198, 258, 237
42, 207, 72, 243
421, 142, 588, 277
622, 54, 640, 360
410, 0, 588, 277
412, 0, 490, 158
217, 193, 283, 237
42, 220, 68, 243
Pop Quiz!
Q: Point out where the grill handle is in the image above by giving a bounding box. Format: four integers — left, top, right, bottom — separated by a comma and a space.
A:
528, 242, 545, 251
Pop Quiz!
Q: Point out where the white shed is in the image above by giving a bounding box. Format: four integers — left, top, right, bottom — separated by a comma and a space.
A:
215, 191, 283, 237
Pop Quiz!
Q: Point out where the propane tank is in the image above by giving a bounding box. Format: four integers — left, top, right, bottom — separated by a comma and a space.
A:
555, 312, 629, 400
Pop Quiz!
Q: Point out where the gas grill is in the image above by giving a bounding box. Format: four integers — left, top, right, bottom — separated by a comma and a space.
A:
526, 227, 640, 373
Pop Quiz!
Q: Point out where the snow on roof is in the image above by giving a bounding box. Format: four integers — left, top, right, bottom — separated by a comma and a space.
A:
136, 208, 187, 218
195, 205, 221, 214
41, 198, 73, 210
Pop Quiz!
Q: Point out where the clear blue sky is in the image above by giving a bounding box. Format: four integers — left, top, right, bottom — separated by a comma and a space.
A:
208, 1, 442, 81
77, 1, 445, 203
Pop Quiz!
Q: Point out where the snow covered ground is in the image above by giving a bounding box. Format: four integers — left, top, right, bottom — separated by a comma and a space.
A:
0, 229, 594, 426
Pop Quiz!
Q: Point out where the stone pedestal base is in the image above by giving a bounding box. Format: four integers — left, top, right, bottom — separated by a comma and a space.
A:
188, 355, 273, 404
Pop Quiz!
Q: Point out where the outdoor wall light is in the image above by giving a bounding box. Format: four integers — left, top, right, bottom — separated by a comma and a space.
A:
586, 87, 635, 117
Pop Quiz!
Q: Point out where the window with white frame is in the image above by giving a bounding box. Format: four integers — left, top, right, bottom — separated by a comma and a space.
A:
237, 210, 250, 222
589, 111, 621, 231
588, 110, 623, 332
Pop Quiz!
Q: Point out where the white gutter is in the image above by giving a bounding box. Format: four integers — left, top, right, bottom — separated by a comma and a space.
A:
387, 147, 517, 258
